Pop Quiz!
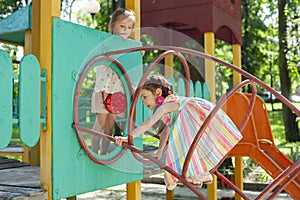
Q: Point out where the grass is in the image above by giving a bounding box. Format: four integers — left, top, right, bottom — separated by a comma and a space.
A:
266, 103, 300, 154
143, 135, 160, 147
266, 103, 285, 145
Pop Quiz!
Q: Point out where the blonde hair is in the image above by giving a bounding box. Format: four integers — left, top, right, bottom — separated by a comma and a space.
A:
109, 8, 136, 34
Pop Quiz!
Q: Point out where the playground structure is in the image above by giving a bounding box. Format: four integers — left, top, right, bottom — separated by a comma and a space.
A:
0, 1, 300, 200
77, 45, 300, 199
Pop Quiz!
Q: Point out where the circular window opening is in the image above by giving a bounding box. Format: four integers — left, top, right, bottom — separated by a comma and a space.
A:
73, 55, 133, 165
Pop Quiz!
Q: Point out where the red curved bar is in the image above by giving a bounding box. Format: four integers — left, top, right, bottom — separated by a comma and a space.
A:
72, 45, 300, 199
214, 170, 250, 200
128, 50, 190, 163
105, 45, 300, 117
73, 55, 134, 165
182, 79, 257, 176
109, 46, 300, 198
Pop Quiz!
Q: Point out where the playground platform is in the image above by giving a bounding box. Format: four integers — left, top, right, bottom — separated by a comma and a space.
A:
0, 145, 294, 200
142, 145, 293, 200
0, 156, 47, 200
73, 182, 293, 200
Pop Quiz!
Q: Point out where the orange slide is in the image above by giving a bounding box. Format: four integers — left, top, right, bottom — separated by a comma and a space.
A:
222, 92, 300, 199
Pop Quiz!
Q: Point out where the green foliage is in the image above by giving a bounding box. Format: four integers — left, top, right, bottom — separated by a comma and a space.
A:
0, 1, 298, 92
215, 40, 233, 98
142, 135, 159, 147
286, 0, 300, 90
268, 107, 285, 144
0, 0, 30, 19
93, 0, 111, 32
241, 0, 271, 83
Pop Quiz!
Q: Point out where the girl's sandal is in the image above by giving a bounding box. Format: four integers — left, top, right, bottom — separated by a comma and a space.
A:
176, 173, 212, 188
197, 173, 213, 185
177, 181, 203, 188
190, 182, 203, 188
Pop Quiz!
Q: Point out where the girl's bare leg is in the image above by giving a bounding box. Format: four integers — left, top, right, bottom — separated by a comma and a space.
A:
91, 113, 110, 154
91, 119, 102, 153
100, 113, 115, 155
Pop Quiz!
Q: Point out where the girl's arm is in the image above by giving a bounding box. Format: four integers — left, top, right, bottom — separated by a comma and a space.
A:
115, 101, 179, 146
152, 125, 170, 159
131, 101, 179, 138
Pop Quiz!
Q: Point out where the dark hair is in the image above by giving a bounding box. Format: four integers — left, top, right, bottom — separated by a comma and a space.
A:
142, 75, 174, 98
109, 8, 136, 34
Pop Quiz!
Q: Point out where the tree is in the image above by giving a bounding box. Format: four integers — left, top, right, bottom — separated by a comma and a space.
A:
241, 0, 269, 83
278, 0, 300, 141
285, 1, 300, 93
240, 0, 300, 142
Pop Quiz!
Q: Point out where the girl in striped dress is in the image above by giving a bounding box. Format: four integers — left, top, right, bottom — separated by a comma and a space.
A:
115, 75, 242, 190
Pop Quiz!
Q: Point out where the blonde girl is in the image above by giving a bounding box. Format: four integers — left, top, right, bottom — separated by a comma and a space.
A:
91, 8, 135, 155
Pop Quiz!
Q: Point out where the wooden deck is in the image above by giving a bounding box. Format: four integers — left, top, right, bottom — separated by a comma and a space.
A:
0, 145, 160, 200
0, 156, 47, 200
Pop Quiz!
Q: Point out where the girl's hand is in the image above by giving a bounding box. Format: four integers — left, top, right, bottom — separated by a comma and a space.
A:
115, 136, 128, 146
152, 148, 163, 160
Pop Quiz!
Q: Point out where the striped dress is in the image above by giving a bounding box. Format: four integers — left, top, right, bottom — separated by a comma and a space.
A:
161, 95, 242, 190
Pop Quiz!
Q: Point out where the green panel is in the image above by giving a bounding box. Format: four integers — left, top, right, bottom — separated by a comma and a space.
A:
194, 81, 203, 98
189, 80, 194, 97
202, 82, 211, 100
177, 78, 185, 96
52, 18, 143, 199
168, 77, 175, 88
0, 5, 31, 45
0, 50, 13, 149
194, 81, 210, 100
19, 54, 40, 147
0, 32, 25, 46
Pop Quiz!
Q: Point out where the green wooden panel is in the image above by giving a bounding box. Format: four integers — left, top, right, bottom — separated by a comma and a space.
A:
194, 81, 210, 100
177, 78, 185, 96
0, 5, 31, 45
194, 81, 203, 98
202, 82, 211, 100
168, 77, 175, 92
0, 50, 13, 148
19, 54, 40, 147
52, 18, 143, 199
189, 80, 194, 97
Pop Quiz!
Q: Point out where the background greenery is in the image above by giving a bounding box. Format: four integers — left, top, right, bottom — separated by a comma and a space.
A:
0, 0, 299, 158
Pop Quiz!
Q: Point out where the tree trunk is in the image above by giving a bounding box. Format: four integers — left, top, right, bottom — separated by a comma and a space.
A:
278, 0, 300, 142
